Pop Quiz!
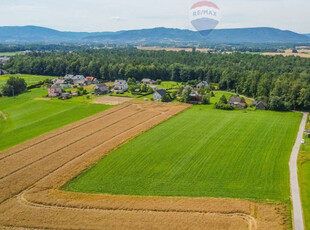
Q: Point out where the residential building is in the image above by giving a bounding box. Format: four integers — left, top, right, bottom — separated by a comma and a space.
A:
73, 79, 86, 86
0, 69, 8, 75
64, 74, 74, 80
141, 78, 152, 84
114, 80, 128, 91
196, 81, 209, 88
94, 84, 110, 95
0, 57, 10, 65
85, 76, 98, 85
153, 89, 167, 101
48, 85, 62, 97
253, 100, 267, 110
73, 75, 85, 81
229, 96, 246, 109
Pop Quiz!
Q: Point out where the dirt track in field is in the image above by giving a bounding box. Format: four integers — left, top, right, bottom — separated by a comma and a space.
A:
92, 96, 134, 105
0, 111, 7, 120
0, 101, 289, 229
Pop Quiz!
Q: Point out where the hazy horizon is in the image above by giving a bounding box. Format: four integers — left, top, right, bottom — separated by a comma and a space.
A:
1, 25, 309, 35
1, 0, 309, 34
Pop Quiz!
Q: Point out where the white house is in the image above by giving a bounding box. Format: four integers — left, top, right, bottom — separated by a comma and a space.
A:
114, 80, 128, 91
196, 81, 209, 88
73, 80, 86, 86
64, 74, 74, 80
72, 75, 85, 81
153, 89, 167, 101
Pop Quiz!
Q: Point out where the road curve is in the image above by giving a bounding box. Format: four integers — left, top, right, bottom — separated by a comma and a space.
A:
290, 112, 308, 230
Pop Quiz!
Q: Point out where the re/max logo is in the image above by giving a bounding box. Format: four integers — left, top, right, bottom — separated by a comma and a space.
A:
193, 9, 217, 17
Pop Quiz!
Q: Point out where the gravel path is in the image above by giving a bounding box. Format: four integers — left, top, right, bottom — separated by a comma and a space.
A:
290, 112, 308, 230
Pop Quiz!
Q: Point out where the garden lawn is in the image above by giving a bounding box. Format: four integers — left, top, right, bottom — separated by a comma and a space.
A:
64, 106, 302, 203
0, 88, 112, 150
298, 115, 310, 229
157, 81, 183, 90
0, 74, 56, 87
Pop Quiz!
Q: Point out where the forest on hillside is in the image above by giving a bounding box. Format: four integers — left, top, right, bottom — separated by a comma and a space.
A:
3, 49, 310, 111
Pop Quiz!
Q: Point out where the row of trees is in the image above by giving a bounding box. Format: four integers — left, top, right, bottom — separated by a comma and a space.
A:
4, 49, 310, 110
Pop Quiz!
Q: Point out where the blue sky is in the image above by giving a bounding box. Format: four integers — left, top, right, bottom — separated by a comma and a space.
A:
0, 0, 309, 33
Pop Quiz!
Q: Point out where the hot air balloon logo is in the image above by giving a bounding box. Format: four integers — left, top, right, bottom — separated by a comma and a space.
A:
189, 1, 220, 37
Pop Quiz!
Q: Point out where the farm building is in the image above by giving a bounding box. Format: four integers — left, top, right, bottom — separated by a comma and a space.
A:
153, 89, 167, 101
94, 83, 110, 95
48, 85, 62, 97
253, 100, 267, 110
229, 96, 247, 109
196, 81, 209, 88
189, 90, 203, 104
114, 80, 128, 91
85, 76, 98, 85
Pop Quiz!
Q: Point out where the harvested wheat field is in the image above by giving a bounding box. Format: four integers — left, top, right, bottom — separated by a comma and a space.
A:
0, 101, 288, 229
92, 96, 134, 105
136, 46, 211, 53
262, 52, 310, 58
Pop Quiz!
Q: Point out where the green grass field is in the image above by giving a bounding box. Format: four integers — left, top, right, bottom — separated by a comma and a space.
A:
0, 87, 112, 151
0, 74, 56, 87
0, 52, 23, 57
157, 81, 183, 89
64, 106, 301, 203
298, 115, 310, 229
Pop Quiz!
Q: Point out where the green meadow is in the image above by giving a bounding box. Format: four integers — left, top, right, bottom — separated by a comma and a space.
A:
298, 115, 310, 229
0, 74, 56, 87
64, 105, 301, 203
0, 87, 112, 151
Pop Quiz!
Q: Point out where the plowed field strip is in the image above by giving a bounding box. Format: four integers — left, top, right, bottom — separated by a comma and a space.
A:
0, 103, 132, 160
0, 107, 141, 179
0, 109, 165, 203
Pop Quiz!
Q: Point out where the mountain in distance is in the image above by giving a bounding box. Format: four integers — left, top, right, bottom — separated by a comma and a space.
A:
304, 33, 310, 38
0, 25, 309, 44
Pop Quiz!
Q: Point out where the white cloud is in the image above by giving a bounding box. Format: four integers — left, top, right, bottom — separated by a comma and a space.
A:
109, 16, 126, 22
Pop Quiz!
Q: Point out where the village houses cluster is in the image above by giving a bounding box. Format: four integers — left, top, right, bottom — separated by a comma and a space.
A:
47, 75, 267, 110
48, 74, 130, 99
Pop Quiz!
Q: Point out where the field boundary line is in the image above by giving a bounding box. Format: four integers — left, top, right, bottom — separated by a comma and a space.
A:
0, 109, 142, 180
0, 103, 132, 160
290, 112, 308, 230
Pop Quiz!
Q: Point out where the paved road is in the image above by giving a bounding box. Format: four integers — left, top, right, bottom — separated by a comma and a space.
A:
290, 112, 308, 230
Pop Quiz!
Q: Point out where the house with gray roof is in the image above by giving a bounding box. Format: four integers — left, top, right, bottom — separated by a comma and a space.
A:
114, 80, 128, 91
94, 83, 110, 95
153, 89, 167, 101
196, 81, 209, 88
